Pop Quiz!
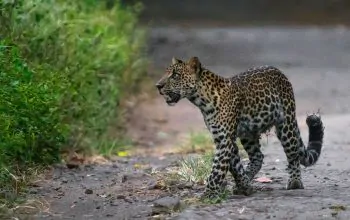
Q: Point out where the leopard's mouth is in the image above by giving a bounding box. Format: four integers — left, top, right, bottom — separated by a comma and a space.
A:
165, 92, 181, 106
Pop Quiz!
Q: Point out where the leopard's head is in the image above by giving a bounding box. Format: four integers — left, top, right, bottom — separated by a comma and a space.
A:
155, 57, 202, 106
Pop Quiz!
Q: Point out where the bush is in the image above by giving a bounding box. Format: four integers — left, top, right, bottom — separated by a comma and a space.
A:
0, 43, 68, 164
1, 0, 147, 152
0, 42, 68, 200
0, 0, 147, 201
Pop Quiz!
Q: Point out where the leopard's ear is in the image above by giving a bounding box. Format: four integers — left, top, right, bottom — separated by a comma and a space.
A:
188, 56, 201, 74
172, 57, 183, 65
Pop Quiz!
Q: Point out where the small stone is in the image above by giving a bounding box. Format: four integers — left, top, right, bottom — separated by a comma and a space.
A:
121, 173, 146, 183
116, 195, 125, 199
124, 198, 133, 203
118, 158, 129, 164
327, 162, 331, 166
85, 189, 93, 194
104, 170, 112, 175
122, 175, 128, 183
66, 163, 79, 169
152, 196, 181, 215
61, 178, 68, 184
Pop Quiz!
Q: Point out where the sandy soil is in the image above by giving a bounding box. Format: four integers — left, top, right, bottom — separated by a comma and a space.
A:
18, 26, 350, 220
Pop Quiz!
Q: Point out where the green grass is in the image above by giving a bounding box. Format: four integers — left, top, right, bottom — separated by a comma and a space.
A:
177, 131, 215, 154
172, 131, 248, 204
177, 152, 214, 185
174, 131, 248, 186
157, 132, 250, 204
177, 131, 247, 156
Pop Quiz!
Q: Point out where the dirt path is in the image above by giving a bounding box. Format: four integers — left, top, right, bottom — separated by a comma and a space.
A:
21, 26, 350, 220
27, 103, 350, 220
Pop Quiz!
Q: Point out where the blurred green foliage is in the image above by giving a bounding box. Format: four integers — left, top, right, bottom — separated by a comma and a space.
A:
0, 0, 146, 201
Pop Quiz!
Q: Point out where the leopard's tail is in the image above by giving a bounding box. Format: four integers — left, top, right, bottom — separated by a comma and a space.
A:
299, 114, 325, 167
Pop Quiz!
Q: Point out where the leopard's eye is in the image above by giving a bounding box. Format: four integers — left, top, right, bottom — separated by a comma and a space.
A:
172, 72, 180, 80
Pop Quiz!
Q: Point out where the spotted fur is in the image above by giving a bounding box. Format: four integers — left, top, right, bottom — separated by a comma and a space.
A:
156, 57, 324, 197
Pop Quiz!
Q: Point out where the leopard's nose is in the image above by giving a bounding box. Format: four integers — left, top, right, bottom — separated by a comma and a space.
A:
155, 83, 164, 90
155, 83, 164, 95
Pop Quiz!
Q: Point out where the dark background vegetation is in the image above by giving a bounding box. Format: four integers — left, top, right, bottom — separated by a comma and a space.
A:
128, 0, 350, 26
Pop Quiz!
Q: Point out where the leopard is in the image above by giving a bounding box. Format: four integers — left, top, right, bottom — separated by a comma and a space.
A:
155, 56, 325, 198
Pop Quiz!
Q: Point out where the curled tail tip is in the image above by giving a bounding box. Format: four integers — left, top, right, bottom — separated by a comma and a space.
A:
302, 113, 325, 167
306, 113, 324, 128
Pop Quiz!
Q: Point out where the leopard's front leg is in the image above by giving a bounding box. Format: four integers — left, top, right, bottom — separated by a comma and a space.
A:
202, 126, 232, 199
